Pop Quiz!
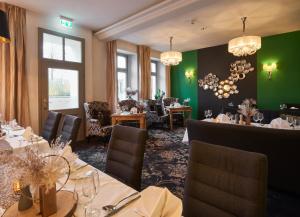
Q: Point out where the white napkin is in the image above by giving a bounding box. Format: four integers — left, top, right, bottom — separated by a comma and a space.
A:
216, 114, 231, 123
22, 126, 33, 141
270, 118, 291, 129
118, 186, 182, 217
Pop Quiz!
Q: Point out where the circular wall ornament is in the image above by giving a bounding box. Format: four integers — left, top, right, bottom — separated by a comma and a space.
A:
198, 59, 253, 100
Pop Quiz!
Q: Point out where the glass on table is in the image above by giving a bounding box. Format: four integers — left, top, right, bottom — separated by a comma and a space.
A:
207, 110, 213, 118
74, 173, 99, 217
253, 113, 259, 124
258, 112, 264, 125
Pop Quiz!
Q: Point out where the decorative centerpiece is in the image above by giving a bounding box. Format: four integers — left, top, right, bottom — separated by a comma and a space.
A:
238, 98, 258, 125
126, 87, 138, 99
0, 138, 77, 217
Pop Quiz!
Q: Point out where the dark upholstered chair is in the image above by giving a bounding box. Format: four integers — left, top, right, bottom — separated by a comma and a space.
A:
118, 99, 137, 111
84, 101, 112, 138
187, 120, 300, 195
184, 140, 268, 217
41, 111, 62, 143
105, 125, 147, 190
145, 99, 169, 128
59, 115, 81, 144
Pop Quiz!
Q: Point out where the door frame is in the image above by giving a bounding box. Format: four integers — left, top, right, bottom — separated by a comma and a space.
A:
38, 28, 85, 137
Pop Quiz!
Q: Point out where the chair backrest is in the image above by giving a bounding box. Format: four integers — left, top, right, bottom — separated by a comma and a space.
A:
59, 115, 81, 144
184, 140, 268, 217
84, 101, 111, 125
105, 125, 147, 190
187, 119, 300, 194
118, 99, 137, 111
163, 97, 177, 106
41, 111, 62, 143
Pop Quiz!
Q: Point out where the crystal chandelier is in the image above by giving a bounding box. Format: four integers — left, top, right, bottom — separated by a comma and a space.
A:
160, 36, 182, 66
228, 17, 261, 57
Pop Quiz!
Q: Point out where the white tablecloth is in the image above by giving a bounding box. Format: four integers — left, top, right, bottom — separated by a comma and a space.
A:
1, 130, 182, 217
182, 118, 300, 143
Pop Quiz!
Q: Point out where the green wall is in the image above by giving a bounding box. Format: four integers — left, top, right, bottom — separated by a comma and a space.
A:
171, 30, 300, 118
171, 50, 198, 119
257, 30, 300, 110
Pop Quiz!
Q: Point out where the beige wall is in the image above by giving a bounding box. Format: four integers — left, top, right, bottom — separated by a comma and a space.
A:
26, 10, 94, 133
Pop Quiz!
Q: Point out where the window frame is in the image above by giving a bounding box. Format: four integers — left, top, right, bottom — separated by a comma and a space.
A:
117, 53, 129, 101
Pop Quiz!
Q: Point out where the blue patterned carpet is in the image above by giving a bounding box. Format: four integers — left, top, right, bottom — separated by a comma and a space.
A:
74, 128, 300, 217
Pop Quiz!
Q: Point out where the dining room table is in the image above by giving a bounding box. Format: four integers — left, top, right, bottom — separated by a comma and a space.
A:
0, 124, 182, 217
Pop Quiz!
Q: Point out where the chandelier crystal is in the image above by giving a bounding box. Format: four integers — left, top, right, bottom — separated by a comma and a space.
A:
160, 36, 182, 66
228, 17, 261, 57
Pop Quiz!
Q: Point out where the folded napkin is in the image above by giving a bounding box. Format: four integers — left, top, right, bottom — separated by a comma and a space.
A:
22, 127, 34, 141
270, 118, 291, 129
216, 114, 231, 123
118, 186, 182, 217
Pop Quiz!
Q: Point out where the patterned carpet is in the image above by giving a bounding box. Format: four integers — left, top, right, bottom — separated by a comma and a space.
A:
74, 128, 300, 217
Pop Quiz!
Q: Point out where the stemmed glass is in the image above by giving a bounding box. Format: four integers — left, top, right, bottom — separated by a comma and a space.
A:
207, 110, 212, 119
204, 110, 208, 119
258, 113, 264, 125
253, 113, 259, 124
294, 118, 299, 129
74, 173, 98, 217
287, 116, 295, 129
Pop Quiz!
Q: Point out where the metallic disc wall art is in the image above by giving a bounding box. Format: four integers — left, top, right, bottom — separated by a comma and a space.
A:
198, 59, 253, 99
198, 73, 219, 91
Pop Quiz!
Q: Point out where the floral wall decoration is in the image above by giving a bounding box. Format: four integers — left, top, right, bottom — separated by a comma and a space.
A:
198, 59, 254, 99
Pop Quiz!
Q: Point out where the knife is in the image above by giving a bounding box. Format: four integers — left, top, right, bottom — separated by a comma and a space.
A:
104, 194, 141, 217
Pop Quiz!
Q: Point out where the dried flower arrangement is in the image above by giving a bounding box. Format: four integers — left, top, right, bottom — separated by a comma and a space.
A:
0, 137, 77, 209
238, 98, 258, 124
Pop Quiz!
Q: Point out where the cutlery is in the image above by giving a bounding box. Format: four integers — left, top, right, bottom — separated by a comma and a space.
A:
102, 191, 139, 211
104, 194, 141, 217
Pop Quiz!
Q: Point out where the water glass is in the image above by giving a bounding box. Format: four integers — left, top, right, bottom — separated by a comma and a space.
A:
287, 116, 294, 128
253, 113, 259, 123
258, 113, 264, 125
207, 110, 212, 118
74, 174, 97, 217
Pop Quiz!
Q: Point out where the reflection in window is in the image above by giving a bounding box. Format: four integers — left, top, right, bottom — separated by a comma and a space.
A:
117, 54, 129, 101
117, 72, 127, 101
65, 38, 82, 63
151, 61, 158, 99
48, 68, 79, 110
43, 33, 63, 60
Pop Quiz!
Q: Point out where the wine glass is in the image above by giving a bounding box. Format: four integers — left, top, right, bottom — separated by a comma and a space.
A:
253, 113, 259, 124
91, 170, 100, 194
204, 110, 208, 119
74, 174, 97, 217
287, 116, 294, 128
258, 113, 264, 125
294, 118, 299, 129
207, 110, 212, 119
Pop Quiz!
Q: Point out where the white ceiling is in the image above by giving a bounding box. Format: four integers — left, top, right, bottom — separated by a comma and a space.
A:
4, 0, 163, 30
120, 0, 300, 51
5, 0, 300, 51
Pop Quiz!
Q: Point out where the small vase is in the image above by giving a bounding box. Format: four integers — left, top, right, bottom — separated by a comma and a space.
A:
39, 184, 57, 217
18, 185, 33, 211
245, 116, 251, 125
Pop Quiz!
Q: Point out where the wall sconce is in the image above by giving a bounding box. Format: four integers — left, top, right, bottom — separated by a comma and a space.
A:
263, 63, 277, 80
185, 70, 194, 83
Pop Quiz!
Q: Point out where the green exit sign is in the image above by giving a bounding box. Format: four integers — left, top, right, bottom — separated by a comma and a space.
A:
60, 16, 73, 28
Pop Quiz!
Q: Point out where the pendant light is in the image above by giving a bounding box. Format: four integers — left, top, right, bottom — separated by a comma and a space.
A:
160, 36, 182, 66
228, 17, 261, 56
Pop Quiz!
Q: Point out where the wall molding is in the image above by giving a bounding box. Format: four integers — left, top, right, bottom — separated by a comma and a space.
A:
94, 0, 198, 40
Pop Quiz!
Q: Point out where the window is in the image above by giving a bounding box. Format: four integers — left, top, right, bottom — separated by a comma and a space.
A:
117, 54, 128, 101
151, 61, 158, 99
48, 68, 79, 110
42, 33, 82, 63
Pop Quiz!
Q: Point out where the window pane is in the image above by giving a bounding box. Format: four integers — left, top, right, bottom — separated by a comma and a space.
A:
117, 55, 127, 69
65, 38, 82, 63
151, 62, 157, 73
118, 72, 127, 101
48, 68, 79, 110
43, 33, 63, 60
151, 75, 157, 99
